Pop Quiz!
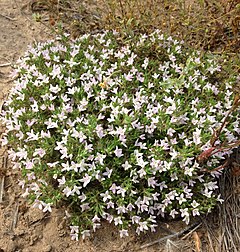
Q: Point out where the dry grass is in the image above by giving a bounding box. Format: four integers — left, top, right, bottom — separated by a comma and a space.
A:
217, 152, 240, 251
29, 0, 240, 52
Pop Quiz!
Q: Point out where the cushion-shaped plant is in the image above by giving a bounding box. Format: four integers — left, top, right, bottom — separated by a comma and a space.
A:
1, 30, 239, 240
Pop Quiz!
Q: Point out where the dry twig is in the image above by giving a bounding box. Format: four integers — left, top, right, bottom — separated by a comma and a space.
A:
218, 164, 240, 252
0, 13, 16, 21
192, 231, 202, 252
0, 156, 8, 203
10, 202, 19, 231
0, 63, 11, 67
140, 222, 201, 249
0, 176, 5, 203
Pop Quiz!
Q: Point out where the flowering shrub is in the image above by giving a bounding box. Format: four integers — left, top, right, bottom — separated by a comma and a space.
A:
1, 30, 239, 240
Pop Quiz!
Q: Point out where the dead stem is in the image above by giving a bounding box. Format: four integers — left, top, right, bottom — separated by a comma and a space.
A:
218, 166, 240, 252
0, 176, 5, 203
10, 202, 19, 231
0, 13, 16, 21
0, 63, 11, 67
140, 222, 201, 249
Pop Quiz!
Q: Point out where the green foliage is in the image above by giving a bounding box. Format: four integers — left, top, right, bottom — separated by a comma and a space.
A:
1, 30, 239, 240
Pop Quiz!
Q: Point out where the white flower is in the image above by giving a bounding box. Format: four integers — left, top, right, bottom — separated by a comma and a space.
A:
49, 64, 62, 79
32, 199, 43, 210
42, 203, 52, 213
26, 129, 39, 141
122, 161, 132, 170
1, 136, 9, 146
81, 230, 90, 239
49, 84, 61, 93
170, 209, 178, 218
45, 118, 58, 129
193, 128, 202, 145
100, 190, 112, 202
57, 176, 66, 186
192, 208, 200, 216
119, 229, 129, 238
177, 193, 187, 205
116, 186, 126, 197
114, 217, 123, 226
80, 203, 90, 211
191, 200, 200, 208
63, 186, 73, 197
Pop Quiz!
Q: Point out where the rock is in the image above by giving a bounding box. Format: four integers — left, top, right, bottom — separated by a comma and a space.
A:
6, 240, 17, 252
42, 245, 52, 252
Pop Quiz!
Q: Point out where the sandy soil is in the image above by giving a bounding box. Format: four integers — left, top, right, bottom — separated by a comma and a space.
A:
0, 1, 229, 252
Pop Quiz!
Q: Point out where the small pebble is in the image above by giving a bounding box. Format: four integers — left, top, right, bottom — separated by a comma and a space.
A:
42, 245, 52, 252
6, 240, 17, 252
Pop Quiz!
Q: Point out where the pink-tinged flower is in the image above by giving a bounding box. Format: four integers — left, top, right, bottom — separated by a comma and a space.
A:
138, 221, 148, 232
109, 183, 117, 194
147, 177, 157, 188
25, 160, 34, 170
32, 199, 43, 210
192, 208, 200, 216
136, 73, 144, 82
92, 215, 101, 223
80, 203, 90, 212
15, 148, 28, 160
116, 187, 126, 197
170, 209, 178, 218
119, 229, 129, 238
33, 148, 46, 158
49, 64, 61, 79
131, 215, 141, 224
78, 193, 87, 202
70, 225, 79, 234
116, 205, 127, 214
142, 57, 149, 69
106, 201, 114, 209
26, 119, 37, 127
27, 172, 36, 181
70, 226, 79, 241
124, 73, 133, 81
63, 186, 73, 197
93, 223, 101, 232
184, 166, 194, 177
114, 217, 123, 226
102, 167, 112, 178
114, 146, 123, 158
21, 188, 30, 198
47, 161, 59, 167
95, 125, 105, 138
180, 208, 189, 219
80, 174, 92, 187
57, 176, 66, 186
